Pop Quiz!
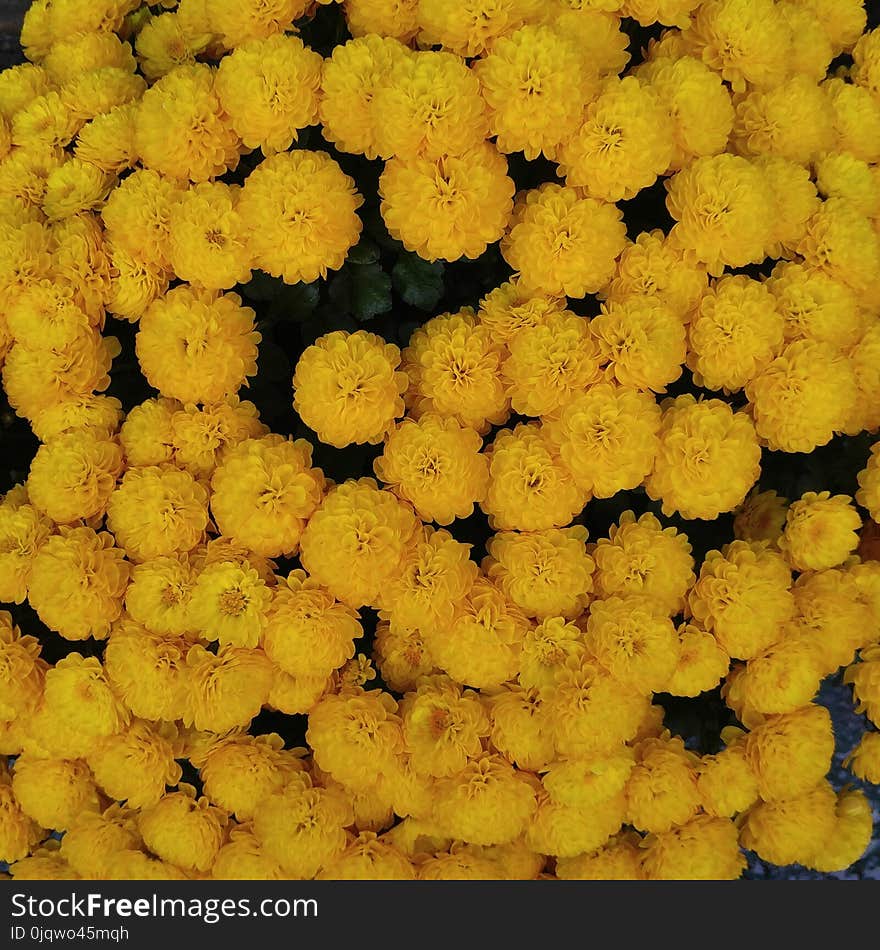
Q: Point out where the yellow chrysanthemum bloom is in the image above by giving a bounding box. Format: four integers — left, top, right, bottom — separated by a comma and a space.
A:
134, 11, 213, 82
168, 182, 253, 291
0, 767, 43, 865
107, 465, 208, 563
485, 527, 593, 620
696, 742, 758, 817
592, 294, 686, 394
808, 788, 873, 873
379, 143, 515, 263
546, 656, 650, 758
518, 616, 585, 695
555, 831, 645, 880
215, 35, 322, 154
823, 77, 880, 165
0, 63, 53, 120
501, 184, 627, 298
666, 622, 730, 697
740, 781, 838, 868
139, 786, 228, 874
262, 570, 362, 679
11, 91, 82, 151
87, 720, 183, 809
104, 851, 186, 881
254, 781, 351, 879
487, 685, 555, 771
319, 35, 413, 160
267, 668, 331, 716
31, 394, 123, 444
293, 330, 407, 448
0, 612, 44, 722
60, 805, 141, 878
852, 25, 880, 97
169, 397, 267, 478
118, 397, 177, 467
318, 831, 416, 881
779, 492, 862, 573
624, 736, 701, 834
237, 150, 363, 284
105, 240, 170, 323
136, 286, 260, 404
645, 395, 761, 520
307, 688, 403, 791
380, 527, 477, 630
27, 527, 128, 641
11, 755, 99, 832
100, 168, 181, 272
665, 154, 774, 276
104, 622, 189, 722
41, 157, 115, 222
135, 64, 239, 182
372, 50, 487, 161
204, 0, 310, 47
344, 0, 420, 41
75, 103, 139, 176
845, 731, 880, 784
374, 414, 488, 525
416, 0, 541, 55
501, 310, 602, 417
816, 152, 880, 219
686, 541, 794, 660
745, 341, 857, 454
187, 559, 272, 649
857, 444, 880, 522
402, 309, 508, 434
477, 279, 565, 345
212, 825, 286, 881
474, 24, 595, 161
425, 577, 529, 691
640, 815, 745, 879
525, 787, 626, 859
210, 435, 325, 559
373, 620, 436, 693
559, 76, 673, 202
845, 645, 880, 728
184, 645, 274, 733
845, 322, 880, 436
300, 478, 418, 609
0, 492, 53, 605
543, 383, 661, 498
542, 747, 635, 811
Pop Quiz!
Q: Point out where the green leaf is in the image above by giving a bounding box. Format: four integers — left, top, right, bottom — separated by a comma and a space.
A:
239, 270, 284, 303
266, 282, 320, 323
347, 238, 381, 266
392, 253, 445, 311
329, 263, 393, 322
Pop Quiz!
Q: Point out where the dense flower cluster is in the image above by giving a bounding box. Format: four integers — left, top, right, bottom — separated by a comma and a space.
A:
0, 0, 878, 883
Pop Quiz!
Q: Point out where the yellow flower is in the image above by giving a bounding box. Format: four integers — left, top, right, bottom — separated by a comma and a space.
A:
852, 23, 880, 96
118, 397, 177, 467
815, 152, 880, 219
857, 443, 880, 522
625, 736, 701, 834
556, 831, 645, 880
373, 620, 437, 693
824, 77, 880, 165
559, 76, 673, 201
88, 721, 183, 809
300, 478, 419, 609
31, 395, 123, 444
75, 103, 139, 176
745, 341, 857, 453
518, 616, 585, 695
665, 154, 774, 275
11, 755, 100, 832
187, 560, 272, 649
0, 492, 54, 604
344, 0, 420, 41
740, 782, 838, 868
238, 150, 363, 284
779, 491, 862, 572
12, 91, 82, 151
796, 197, 880, 296
666, 622, 730, 697
61, 67, 146, 126
184, 644, 274, 733
474, 24, 595, 161
502, 310, 602, 416
845, 322, 880, 435
0, 768, 43, 865
687, 541, 794, 660
477, 278, 565, 345
168, 182, 253, 291
9, 844, 80, 881
60, 805, 141, 878
808, 788, 874, 873
319, 35, 413, 160
0, 612, 44, 721
212, 825, 286, 881
0, 64, 53, 121
525, 787, 626, 859
501, 184, 627, 298
487, 685, 554, 771
485, 527, 593, 620
640, 815, 745, 879
844, 731, 880, 784
42, 158, 115, 221
696, 742, 758, 817
379, 143, 514, 262
204, 0, 311, 48
170, 397, 268, 478
107, 465, 209, 563
139, 786, 228, 874
135, 11, 212, 81
215, 35, 321, 154
645, 395, 761, 520
543, 383, 661, 498
845, 645, 880, 728
403, 309, 509, 434
293, 330, 407, 448
319, 831, 416, 881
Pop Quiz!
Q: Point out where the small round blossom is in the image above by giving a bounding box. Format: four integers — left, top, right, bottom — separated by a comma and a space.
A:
26, 430, 123, 524
809, 789, 874, 874
118, 397, 177, 468
0, 786, 44, 867
417, 0, 541, 56
845, 731, 880, 784
687, 542, 794, 660
134, 12, 213, 82
204, 0, 311, 48
11, 756, 100, 832
184, 645, 274, 734
485, 527, 594, 620
75, 103, 139, 176
139, 787, 228, 874
187, 560, 272, 649
696, 741, 758, 817
210, 436, 325, 559
592, 511, 694, 614
487, 685, 555, 772
124, 556, 194, 638
823, 77, 880, 165
687, 276, 783, 392
857, 444, 880, 522
135, 64, 240, 182
665, 154, 775, 275
372, 50, 487, 161
501, 184, 627, 298
374, 414, 489, 525
640, 815, 745, 880
556, 832, 644, 880
105, 240, 170, 322
0, 612, 44, 721
543, 384, 662, 498
852, 26, 880, 97
238, 150, 363, 285
734, 489, 790, 551
402, 309, 508, 434
60, 807, 141, 879
745, 341, 857, 454
625, 736, 701, 834
300, 479, 419, 609
482, 423, 587, 531
212, 826, 286, 881
27, 527, 129, 641
558, 76, 673, 202
0, 492, 52, 605
591, 295, 686, 393
816, 153, 880, 219
169, 398, 268, 478
373, 620, 436, 693
379, 143, 515, 262
215, 35, 322, 154
319, 832, 415, 881
477, 279, 566, 345
502, 311, 602, 416
344, 0, 420, 41
42, 158, 116, 222
666, 623, 729, 697
645, 395, 761, 520
474, 24, 595, 161
107, 465, 209, 563
845, 645, 880, 728
779, 492, 862, 573
525, 788, 627, 859
846, 323, 880, 435
518, 616, 585, 695
293, 330, 407, 448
